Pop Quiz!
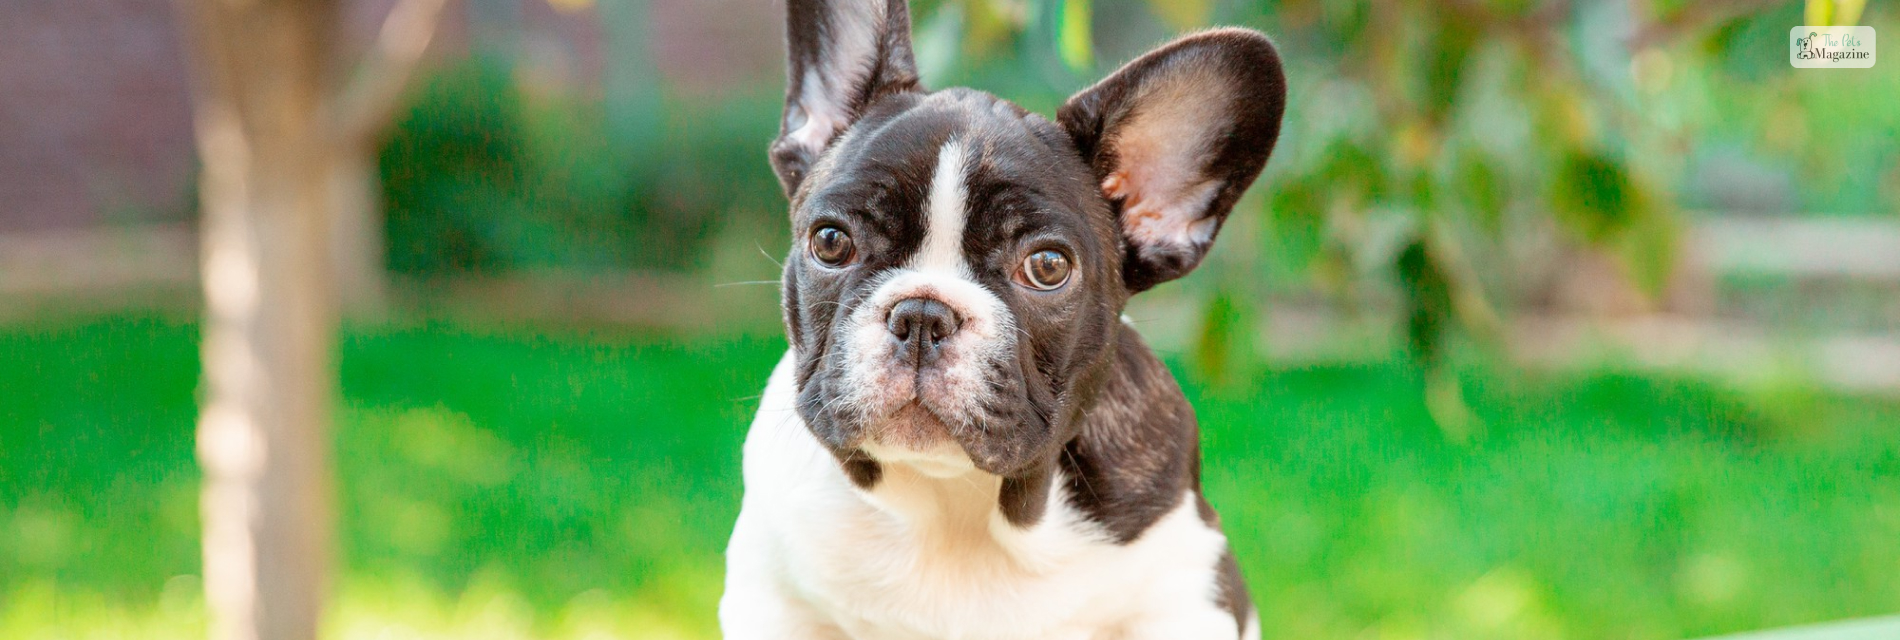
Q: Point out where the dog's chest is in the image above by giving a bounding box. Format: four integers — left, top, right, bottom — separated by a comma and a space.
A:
794, 472, 1134, 638
735, 355, 1234, 639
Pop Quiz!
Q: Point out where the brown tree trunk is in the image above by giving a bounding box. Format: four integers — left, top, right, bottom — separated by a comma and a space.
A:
174, 1, 338, 639
327, 144, 387, 314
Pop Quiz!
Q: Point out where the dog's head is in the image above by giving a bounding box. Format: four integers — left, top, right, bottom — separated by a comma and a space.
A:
773, 0, 1285, 511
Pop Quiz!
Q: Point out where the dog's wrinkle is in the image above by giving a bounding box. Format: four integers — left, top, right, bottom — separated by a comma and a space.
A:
798, 275, 883, 431
1061, 444, 1103, 509
798, 376, 848, 448
997, 463, 1053, 527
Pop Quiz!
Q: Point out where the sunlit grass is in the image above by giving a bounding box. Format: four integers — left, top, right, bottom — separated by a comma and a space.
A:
0, 576, 714, 640
3, 316, 1898, 639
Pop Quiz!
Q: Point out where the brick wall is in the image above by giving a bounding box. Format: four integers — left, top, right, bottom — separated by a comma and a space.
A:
0, 0, 779, 234
0, 0, 197, 232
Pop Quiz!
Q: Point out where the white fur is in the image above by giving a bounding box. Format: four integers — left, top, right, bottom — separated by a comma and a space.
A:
911, 141, 971, 276
721, 353, 1247, 639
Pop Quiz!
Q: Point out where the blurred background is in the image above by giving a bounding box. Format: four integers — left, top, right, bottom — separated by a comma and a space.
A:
3, 0, 1898, 638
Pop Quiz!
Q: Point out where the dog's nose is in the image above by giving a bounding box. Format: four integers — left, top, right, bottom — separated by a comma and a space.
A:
887, 297, 960, 365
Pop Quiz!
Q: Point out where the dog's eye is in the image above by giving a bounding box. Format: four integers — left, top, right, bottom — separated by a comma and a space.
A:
1019, 250, 1073, 290
810, 226, 855, 266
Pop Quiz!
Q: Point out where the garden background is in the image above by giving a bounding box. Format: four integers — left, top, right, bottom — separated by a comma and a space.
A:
3, 0, 1899, 638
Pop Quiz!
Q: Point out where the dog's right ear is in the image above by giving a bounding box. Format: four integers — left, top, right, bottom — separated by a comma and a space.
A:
771, 0, 921, 196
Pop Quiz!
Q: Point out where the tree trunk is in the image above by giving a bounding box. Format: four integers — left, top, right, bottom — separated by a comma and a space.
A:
328, 144, 387, 315
174, 1, 338, 639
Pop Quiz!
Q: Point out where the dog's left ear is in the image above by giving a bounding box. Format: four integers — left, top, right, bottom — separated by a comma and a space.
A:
1058, 28, 1286, 292
771, 0, 922, 196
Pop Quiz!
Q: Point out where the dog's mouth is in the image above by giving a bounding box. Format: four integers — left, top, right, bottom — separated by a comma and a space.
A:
858, 400, 975, 476
872, 399, 955, 449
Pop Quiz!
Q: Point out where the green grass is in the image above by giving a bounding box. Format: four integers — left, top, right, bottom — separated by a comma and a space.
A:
3, 315, 1899, 639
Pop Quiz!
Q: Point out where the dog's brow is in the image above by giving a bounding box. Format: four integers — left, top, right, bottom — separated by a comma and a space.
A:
909, 140, 971, 276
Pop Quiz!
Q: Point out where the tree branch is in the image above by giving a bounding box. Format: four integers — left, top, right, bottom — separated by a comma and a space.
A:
331, 0, 453, 145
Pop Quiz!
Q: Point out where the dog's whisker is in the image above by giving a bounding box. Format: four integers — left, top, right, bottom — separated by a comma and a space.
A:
1062, 447, 1103, 508
756, 243, 785, 269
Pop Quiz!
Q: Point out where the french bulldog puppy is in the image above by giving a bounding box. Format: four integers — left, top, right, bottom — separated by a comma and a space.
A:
721, 0, 1285, 637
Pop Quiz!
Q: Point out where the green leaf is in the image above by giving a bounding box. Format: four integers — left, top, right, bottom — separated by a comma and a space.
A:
1057, 0, 1093, 72
1315, 139, 1389, 202
1422, 16, 1481, 125
1483, 0, 1534, 18
1809, 0, 1867, 26
1648, 0, 1693, 22
1193, 289, 1252, 388
1407, 170, 1437, 213
1616, 201, 1682, 300
1396, 238, 1452, 367
1454, 148, 1507, 238
1551, 150, 1640, 244
1836, 0, 1867, 25
1550, 148, 1681, 301
1267, 177, 1326, 275
1805, 0, 1834, 26
961, 0, 1023, 61
1145, 0, 1213, 30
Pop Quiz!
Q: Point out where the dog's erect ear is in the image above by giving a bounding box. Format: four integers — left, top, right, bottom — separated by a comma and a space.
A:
1058, 28, 1286, 292
772, 0, 921, 195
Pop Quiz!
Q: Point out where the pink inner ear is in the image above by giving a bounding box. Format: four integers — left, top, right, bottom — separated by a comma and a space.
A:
1097, 70, 1230, 257
1103, 168, 1224, 256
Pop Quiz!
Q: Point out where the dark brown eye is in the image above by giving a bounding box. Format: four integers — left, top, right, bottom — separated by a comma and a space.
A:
810, 226, 854, 266
1020, 249, 1072, 290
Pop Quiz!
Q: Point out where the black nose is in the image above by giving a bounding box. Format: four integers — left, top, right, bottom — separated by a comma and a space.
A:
887, 297, 960, 365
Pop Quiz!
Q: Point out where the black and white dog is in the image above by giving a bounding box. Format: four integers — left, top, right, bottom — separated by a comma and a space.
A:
721, 0, 1284, 637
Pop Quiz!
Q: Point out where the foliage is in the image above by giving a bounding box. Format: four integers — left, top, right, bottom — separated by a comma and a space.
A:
379, 60, 786, 275
1245, 0, 1892, 337
911, 0, 1896, 432
379, 2, 1896, 372
6, 318, 1900, 638
381, 61, 536, 274
369, 0, 1897, 435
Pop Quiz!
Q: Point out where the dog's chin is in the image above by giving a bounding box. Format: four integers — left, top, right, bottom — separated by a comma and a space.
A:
859, 401, 977, 478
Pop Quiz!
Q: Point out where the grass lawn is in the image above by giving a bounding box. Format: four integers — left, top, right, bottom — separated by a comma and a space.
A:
3, 315, 1899, 639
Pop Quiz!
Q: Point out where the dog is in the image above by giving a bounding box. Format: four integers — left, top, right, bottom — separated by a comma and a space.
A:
720, 0, 1285, 637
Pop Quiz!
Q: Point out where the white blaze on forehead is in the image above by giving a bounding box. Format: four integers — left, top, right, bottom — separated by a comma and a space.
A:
910, 140, 970, 274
